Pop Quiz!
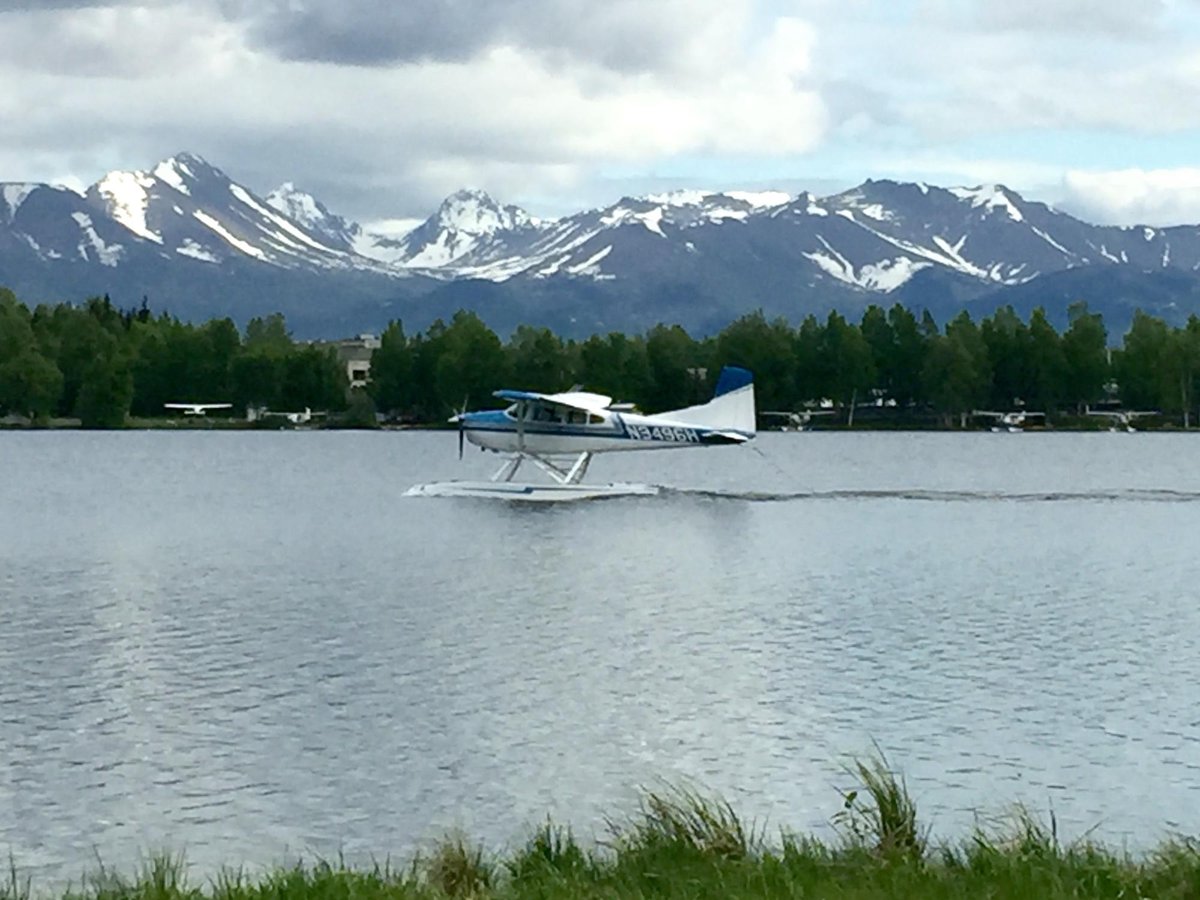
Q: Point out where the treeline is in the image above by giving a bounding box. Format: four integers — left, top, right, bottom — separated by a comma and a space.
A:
370, 303, 1200, 426
0, 289, 349, 427
5, 286, 1200, 427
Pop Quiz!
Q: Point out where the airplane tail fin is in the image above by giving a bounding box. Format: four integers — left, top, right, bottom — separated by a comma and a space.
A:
654, 366, 756, 439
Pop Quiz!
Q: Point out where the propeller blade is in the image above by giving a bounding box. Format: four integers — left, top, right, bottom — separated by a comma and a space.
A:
458, 418, 465, 460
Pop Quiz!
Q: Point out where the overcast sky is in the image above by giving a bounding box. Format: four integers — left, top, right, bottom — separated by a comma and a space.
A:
4, 0, 1200, 230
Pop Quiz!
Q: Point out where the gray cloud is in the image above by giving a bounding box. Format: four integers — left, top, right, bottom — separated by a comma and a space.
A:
221, 0, 727, 73
0, 1, 110, 9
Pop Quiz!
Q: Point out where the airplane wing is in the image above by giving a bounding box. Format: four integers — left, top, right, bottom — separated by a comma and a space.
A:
493, 389, 613, 412
164, 403, 232, 410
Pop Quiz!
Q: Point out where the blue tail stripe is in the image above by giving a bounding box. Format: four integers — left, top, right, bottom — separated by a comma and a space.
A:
713, 366, 753, 398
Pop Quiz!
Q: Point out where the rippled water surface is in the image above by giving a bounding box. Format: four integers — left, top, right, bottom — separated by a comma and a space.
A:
2, 430, 1200, 876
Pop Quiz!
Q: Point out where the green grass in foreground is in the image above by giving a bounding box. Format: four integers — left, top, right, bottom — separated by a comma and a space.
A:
7, 756, 1200, 899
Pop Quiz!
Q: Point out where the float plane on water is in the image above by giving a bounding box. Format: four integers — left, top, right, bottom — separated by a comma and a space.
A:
405, 366, 756, 501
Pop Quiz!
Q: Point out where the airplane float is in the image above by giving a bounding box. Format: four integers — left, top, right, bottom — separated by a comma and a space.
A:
1086, 408, 1157, 432
972, 409, 1044, 432
405, 366, 756, 501
164, 402, 232, 416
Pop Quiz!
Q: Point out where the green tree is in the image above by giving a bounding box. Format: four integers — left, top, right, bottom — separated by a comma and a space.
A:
75, 351, 133, 428
0, 349, 63, 420
1026, 308, 1068, 414
1163, 315, 1200, 426
644, 324, 701, 411
794, 315, 825, 403
244, 313, 293, 357
508, 325, 569, 392
924, 312, 990, 426
575, 332, 650, 403
44, 305, 119, 416
1060, 301, 1109, 413
887, 304, 929, 408
1117, 311, 1170, 410
860, 305, 893, 402
231, 352, 284, 411
713, 311, 796, 412
433, 311, 508, 416
369, 320, 415, 416
981, 306, 1030, 409
819, 311, 875, 418
279, 345, 347, 412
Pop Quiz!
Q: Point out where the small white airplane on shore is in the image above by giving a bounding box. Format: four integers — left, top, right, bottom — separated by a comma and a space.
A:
973, 409, 1044, 433
1087, 408, 1157, 433
406, 366, 756, 501
763, 409, 835, 431
164, 402, 232, 416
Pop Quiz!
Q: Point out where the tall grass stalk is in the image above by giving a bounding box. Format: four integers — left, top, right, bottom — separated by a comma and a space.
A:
420, 833, 491, 898
832, 748, 926, 861
608, 784, 760, 861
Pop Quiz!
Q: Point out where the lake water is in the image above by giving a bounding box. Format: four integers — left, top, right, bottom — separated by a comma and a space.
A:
2, 430, 1200, 879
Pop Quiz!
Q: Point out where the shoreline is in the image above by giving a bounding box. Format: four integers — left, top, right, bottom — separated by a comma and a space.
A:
6, 769, 1199, 899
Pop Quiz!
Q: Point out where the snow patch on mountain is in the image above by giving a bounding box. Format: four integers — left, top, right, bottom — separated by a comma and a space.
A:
726, 190, 791, 209
1033, 227, 1072, 257
193, 210, 264, 260
2, 184, 37, 220
601, 205, 667, 236
152, 158, 192, 195
266, 183, 325, 229
93, 170, 162, 243
71, 212, 123, 266
566, 244, 613, 277
230, 183, 342, 256
860, 257, 931, 291
948, 185, 1024, 222
176, 238, 218, 262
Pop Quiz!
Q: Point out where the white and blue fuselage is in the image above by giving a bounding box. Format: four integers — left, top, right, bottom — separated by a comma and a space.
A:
457, 366, 756, 456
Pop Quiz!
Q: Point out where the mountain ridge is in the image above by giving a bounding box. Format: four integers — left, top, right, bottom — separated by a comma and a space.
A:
3, 153, 1200, 338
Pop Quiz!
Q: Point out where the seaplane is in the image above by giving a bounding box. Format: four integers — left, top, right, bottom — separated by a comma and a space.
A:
405, 366, 756, 501
266, 407, 323, 425
973, 409, 1044, 433
762, 409, 835, 431
1086, 408, 1157, 433
164, 402, 232, 416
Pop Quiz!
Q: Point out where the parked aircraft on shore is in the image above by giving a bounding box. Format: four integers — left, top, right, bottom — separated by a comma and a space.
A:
1087, 408, 1157, 432
406, 366, 756, 501
265, 407, 323, 425
973, 410, 1044, 432
763, 409, 835, 431
164, 402, 232, 416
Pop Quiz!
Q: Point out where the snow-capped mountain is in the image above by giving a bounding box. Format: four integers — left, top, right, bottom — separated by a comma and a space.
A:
80, 153, 398, 273
376, 188, 547, 272
6, 152, 1200, 338
385, 178, 1200, 297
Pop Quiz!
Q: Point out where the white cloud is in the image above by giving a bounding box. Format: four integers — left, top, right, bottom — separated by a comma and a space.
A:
0, 3, 824, 220
1062, 168, 1200, 226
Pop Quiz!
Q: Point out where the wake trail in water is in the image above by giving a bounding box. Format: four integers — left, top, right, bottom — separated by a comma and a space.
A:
657, 487, 1200, 504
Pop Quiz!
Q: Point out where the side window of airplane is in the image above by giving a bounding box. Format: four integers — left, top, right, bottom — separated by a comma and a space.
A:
588, 413, 604, 425
567, 410, 586, 425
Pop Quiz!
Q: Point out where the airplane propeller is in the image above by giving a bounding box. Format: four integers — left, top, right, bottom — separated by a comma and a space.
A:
451, 395, 469, 459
